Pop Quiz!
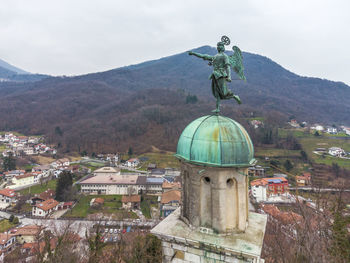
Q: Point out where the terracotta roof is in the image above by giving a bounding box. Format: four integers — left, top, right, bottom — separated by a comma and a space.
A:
0, 188, 16, 198
262, 204, 303, 225
251, 177, 288, 187
162, 181, 181, 189
161, 190, 181, 204
122, 195, 141, 203
0, 233, 14, 245
15, 173, 35, 180
94, 198, 104, 204
127, 158, 139, 162
303, 172, 312, 179
36, 189, 55, 201
36, 199, 59, 211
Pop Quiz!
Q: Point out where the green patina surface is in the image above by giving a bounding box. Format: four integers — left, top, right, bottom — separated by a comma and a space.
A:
175, 115, 255, 167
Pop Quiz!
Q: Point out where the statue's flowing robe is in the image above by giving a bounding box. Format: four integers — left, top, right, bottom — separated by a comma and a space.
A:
209, 53, 232, 100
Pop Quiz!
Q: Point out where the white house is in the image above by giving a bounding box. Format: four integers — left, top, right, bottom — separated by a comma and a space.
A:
328, 147, 346, 157
51, 158, 70, 169
326, 127, 337, 134
0, 189, 17, 208
32, 199, 59, 217
0, 233, 16, 254
22, 147, 34, 155
250, 180, 268, 202
125, 158, 140, 168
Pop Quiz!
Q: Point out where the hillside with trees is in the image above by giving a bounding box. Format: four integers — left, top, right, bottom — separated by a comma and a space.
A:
0, 46, 349, 154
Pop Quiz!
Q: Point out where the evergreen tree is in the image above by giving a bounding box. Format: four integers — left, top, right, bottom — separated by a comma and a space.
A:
55, 171, 73, 202
300, 150, 308, 162
283, 159, 293, 172
128, 147, 133, 156
2, 153, 16, 171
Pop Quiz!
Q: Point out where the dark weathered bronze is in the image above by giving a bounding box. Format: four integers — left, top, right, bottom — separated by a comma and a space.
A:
188, 36, 246, 113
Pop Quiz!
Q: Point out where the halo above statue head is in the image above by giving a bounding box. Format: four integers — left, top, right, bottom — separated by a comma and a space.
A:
221, 35, 231, 46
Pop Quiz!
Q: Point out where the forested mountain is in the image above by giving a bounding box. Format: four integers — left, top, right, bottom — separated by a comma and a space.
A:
0, 58, 48, 82
0, 46, 349, 153
0, 58, 29, 74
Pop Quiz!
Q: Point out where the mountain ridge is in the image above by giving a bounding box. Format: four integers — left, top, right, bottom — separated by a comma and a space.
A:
0, 46, 349, 153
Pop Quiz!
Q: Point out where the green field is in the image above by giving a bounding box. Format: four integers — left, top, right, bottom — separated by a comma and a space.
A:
0, 219, 17, 232
18, 179, 57, 195
63, 194, 137, 219
137, 152, 180, 169
299, 136, 350, 169
255, 147, 301, 158
0, 145, 6, 153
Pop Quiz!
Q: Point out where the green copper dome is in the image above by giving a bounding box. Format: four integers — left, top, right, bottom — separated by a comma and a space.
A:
175, 115, 255, 167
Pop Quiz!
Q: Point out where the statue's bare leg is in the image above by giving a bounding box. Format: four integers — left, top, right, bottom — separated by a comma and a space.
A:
212, 97, 221, 114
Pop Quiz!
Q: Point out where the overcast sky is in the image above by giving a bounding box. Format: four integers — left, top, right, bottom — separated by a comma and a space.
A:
1, 0, 349, 84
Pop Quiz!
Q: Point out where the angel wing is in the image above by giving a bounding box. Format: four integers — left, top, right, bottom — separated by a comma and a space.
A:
228, 46, 246, 81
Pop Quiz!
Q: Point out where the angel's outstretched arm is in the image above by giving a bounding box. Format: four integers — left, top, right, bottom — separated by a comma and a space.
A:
188, 51, 213, 61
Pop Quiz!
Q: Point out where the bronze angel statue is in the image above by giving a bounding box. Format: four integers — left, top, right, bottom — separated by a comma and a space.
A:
188, 36, 246, 112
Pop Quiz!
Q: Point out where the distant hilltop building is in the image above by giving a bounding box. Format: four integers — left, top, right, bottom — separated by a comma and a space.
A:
152, 115, 267, 263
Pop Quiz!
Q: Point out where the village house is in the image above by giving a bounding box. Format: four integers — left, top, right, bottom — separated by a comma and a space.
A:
32, 164, 51, 178
162, 181, 181, 192
9, 173, 36, 189
160, 190, 181, 217
328, 147, 346, 157
10, 225, 43, 245
125, 158, 140, 168
90, 197, 104, 207
31, 189, 55, 206
326, 127, 337, 134
121, 195, 141, 210
3, 170, 25, 182
32, 199, 59, 217
51, 158, 70, 169
0, 189, 16, 208
344, 127, 350, 136
296, 176, 308, 187
0, 233, 16, 254
147, 163, 157, 171
248, 165, 266, 177
22, 147, 34, 155
105, 154, 119, 163
250, 177, 289, 202
296, 173, 311, 187
251, 119, 263, 129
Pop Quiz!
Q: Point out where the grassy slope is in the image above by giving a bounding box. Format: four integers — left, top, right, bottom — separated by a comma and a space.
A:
18, 180, 57, 195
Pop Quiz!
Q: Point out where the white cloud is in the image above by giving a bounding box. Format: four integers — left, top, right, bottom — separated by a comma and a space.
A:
0, 0, 349, 84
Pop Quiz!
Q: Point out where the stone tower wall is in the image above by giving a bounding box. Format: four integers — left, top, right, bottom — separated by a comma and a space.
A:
181, 161, 249, 233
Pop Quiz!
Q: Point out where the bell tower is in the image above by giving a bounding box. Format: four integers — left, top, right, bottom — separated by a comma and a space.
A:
152, 114, 267, 263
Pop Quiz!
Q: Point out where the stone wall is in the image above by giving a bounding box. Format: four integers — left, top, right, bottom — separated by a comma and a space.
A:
181, 162, 249, 233
161, 240, 262, 263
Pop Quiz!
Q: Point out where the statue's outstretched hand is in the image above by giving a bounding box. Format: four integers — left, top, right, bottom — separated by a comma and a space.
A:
188, 51, 193, 56
226, 77, 232, 82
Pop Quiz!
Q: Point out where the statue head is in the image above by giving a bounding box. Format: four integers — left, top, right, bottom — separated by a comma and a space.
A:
217, 42, 225, 52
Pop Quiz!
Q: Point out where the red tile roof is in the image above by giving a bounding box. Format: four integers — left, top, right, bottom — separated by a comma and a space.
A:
262, 204, 303, 225
161, 190, 181, 204
35, 199, 59, 211
121, 195, 141, 203
0, 188, 16, 198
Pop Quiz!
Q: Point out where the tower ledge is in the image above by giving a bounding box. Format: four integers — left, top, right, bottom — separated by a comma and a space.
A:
151, 208, 267, 263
